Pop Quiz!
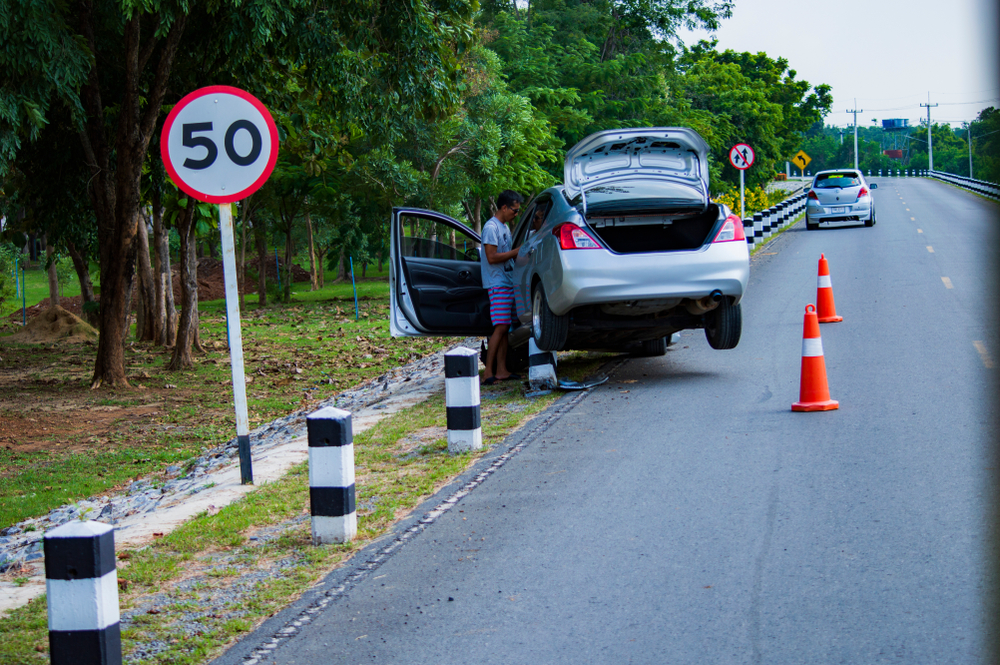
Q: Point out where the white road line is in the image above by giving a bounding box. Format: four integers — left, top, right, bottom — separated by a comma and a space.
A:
918, 229, 923, 233
974, 341, 994, 369
927, 246, 934, 253
942, 276, 954, 289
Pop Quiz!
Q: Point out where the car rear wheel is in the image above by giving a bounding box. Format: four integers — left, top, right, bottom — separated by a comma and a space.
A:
806, 216, 818, 231
638, 337, 667, 357
865, 207, 876, 227
532, 283, 568, 351
704, 298, 742, 350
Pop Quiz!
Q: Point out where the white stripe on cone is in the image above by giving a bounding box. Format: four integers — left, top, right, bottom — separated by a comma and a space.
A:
802, 337, 824, 358
818, 274, 832, 289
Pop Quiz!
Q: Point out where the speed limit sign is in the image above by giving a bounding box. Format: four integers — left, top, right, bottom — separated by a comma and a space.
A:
161, 85, 279, 203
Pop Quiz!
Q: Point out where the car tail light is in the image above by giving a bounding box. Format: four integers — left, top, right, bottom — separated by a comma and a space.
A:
808, 190, 819, 200
856, 186, 869, 199
713, 214, 746, 243
554, 223, 602, 249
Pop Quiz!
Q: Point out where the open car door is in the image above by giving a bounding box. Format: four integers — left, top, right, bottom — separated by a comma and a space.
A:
390, 208, 494, 337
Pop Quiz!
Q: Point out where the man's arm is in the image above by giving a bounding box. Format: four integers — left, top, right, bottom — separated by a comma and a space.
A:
484, 244, 519, 265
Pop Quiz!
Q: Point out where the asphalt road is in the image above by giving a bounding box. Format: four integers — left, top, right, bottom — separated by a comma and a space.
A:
216, 177, 996, 664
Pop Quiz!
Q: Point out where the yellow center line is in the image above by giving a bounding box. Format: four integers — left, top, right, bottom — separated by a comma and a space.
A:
974, 341, 994, 369
942, 276, 954, 289
918, 229, 923, 233
906, 208, 910, 211
911, 217, 916, 221
927, 246, 934, 253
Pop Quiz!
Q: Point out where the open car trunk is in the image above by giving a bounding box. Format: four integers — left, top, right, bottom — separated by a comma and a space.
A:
585, 203, 721, 253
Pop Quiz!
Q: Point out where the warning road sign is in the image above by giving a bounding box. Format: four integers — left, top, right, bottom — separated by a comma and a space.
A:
792, 150, 811, 170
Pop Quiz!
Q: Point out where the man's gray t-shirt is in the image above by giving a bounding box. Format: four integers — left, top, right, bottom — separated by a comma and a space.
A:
480, 216, 513, 289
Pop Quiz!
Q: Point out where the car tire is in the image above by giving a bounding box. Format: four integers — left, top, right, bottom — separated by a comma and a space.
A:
806, 216, 818, 231
638, 337, 667, 357
865, 207, 876, 227
532, 283, 568, 351
704, 298, 742, 350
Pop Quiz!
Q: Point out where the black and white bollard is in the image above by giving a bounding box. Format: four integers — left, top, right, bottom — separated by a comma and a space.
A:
307, 406, 357, 545
44, 521, 121, 665
528, 337, 558, 390
445, 347, 482, 453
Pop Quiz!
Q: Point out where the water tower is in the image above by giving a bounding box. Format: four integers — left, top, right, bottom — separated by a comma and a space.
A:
882, 119, 909, 159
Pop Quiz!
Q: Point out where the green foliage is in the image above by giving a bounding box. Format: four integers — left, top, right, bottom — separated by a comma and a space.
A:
0, 242, 20, 307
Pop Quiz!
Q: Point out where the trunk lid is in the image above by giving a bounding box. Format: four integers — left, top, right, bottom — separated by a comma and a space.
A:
564, 128, 710, 206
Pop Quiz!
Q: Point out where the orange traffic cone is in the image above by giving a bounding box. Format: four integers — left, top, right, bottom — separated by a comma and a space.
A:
792, 303, 839, 412
816, 253, 843, 323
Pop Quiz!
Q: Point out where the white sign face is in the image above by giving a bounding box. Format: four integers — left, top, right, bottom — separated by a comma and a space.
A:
161, 86, 279, 203
729, 143, 755, 170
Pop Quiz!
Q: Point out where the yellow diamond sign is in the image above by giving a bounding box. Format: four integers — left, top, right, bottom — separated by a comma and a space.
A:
792, 150, 811, 170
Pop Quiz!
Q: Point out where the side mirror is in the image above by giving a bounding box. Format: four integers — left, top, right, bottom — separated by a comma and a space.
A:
870, 183, 878, 189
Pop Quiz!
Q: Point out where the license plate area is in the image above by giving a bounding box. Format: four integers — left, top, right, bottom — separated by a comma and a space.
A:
831, 206, 846, 213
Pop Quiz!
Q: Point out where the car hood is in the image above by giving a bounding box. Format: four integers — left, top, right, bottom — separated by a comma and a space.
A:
564, 128, 710, 203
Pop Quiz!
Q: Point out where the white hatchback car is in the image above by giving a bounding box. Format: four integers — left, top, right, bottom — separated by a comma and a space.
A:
389, 128, 750, 362
805, 169, 878, 229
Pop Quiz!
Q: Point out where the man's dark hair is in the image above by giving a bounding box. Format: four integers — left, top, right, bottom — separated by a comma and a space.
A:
497, 190, 523, 210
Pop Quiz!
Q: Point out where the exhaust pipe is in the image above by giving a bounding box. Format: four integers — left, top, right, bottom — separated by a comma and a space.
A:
685, 292, 723, 315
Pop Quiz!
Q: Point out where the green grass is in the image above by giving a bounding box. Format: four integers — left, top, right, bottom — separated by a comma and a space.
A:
0, 350, 616, 664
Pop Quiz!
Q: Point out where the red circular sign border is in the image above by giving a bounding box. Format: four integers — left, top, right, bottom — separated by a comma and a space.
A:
729, 143, 755, 171
160, 85, 279, 204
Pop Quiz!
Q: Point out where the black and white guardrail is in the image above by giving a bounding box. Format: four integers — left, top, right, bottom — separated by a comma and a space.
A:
306, 406, 357, 544
528, 338, 558, 390
928, 170, 1000, 200
742, 191, 807, 249
444, 347, 482, 453
44, 521, 121, 665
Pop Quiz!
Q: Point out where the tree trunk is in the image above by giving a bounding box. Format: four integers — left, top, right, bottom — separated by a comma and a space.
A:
336, 249, 346, 282
473, 197, 482, 235
151, 188, 176, 346
169, 206, 200, 369
84, 10, 187, 388
378, 251, 383, 273
283, 227, 293, 302
135, 215, 157, 342
254, 218, 267, 306
239, 199, 248, 311
66, 239, 98, 327
316, 248, 327, 288
45, 237, 60, 308
305, 211, 319, 291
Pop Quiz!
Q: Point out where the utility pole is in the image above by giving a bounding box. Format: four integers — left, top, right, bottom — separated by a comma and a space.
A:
846, 99, 862, 170
920, 94, 938, 171
967, 125, 973, 179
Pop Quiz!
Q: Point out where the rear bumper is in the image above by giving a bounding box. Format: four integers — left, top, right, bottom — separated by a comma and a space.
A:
545, 241, 749, 315
806, 199, 873, 224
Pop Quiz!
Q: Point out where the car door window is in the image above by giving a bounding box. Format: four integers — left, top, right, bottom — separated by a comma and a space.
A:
400, 214, 480, 262
514, 197, 552, 247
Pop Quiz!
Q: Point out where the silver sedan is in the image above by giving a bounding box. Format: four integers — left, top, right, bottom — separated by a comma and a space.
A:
389, 127, 750, 364
805, 169, 878, 229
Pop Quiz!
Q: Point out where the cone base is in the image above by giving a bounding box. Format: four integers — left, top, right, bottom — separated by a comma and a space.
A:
792, 399, 839, 412
818, 315, 843, 323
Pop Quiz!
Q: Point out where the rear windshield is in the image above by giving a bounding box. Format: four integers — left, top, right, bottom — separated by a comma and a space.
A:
569, 179, 706, 214
815, 173, 861, 188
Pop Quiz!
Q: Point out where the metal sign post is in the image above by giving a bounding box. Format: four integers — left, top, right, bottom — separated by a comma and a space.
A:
160, 85, 279, 485
729, 143, 755, 219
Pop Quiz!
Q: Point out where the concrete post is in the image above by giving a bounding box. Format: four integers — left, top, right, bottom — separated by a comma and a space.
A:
307, 406, 357, 544
444, 347, 482, 453
528, 337, 558, 390
44, 521, 121, 665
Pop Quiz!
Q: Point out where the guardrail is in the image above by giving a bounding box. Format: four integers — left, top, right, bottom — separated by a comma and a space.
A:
928, 170, 1000, 200
742, 190, 807, 249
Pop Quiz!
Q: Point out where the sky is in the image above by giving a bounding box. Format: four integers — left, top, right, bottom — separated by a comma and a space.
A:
678, 0, 1000, 130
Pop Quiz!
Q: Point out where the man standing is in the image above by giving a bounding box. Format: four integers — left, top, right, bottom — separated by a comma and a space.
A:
480, 190, 524, 384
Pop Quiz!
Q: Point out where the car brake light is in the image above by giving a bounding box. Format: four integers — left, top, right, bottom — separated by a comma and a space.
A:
856, 186, 869, 199
713, 214, 746, 243
808, 190, 819, 200
554, 223, 602, 249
